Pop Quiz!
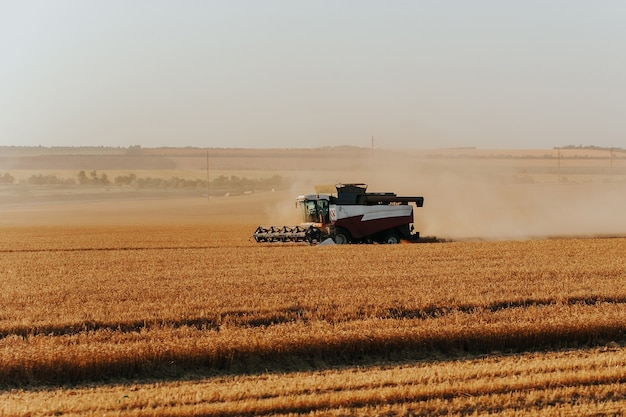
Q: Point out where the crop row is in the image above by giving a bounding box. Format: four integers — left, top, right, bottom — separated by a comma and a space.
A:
2, 301, 625, 386
3, 345, 625, 416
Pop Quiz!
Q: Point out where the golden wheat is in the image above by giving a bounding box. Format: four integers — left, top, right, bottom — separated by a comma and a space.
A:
2, 346, 625, 416
0, 224, 625, 414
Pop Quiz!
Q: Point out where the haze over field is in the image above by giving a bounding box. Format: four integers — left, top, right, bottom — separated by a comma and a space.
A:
2, 1, 626, 149
274, 150, 626, 240
1, 147, 625, 240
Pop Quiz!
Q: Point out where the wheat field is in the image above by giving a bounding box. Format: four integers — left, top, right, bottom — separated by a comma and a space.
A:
2, 146, 626, 415
4, 347, 626, 416
1, 219, 626, 415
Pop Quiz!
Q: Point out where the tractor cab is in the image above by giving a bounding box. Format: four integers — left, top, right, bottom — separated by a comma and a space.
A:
296, 194, 333, 225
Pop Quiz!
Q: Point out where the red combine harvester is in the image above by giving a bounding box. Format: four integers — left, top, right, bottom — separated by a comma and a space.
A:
253, 183, 425, 244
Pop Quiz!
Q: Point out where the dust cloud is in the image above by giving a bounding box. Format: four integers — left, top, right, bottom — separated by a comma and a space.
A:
264, 149, 626, 241
364, 152, 626, 240
415, 177, 626, 240
261, 180, 312, 226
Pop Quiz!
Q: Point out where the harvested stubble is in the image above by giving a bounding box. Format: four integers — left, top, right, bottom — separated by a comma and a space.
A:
1, 225, 625, 389
3, 346, 626, 416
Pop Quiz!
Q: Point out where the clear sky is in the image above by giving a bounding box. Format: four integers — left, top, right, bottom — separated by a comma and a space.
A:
1, 1, 625, 149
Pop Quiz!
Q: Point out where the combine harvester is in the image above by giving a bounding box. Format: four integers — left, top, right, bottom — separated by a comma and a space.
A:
254, 183, 428, 244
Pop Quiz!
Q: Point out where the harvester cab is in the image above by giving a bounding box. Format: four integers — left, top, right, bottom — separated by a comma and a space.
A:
253, 183, 424, 244
297, 194, 332, 225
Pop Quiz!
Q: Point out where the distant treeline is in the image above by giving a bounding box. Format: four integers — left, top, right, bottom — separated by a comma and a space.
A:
557, 145, 624, 151
426, 149, 625, 160
112, 173, 288, 192
0, 170, 289, 193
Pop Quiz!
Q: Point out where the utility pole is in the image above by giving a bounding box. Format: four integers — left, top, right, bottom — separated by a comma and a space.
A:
206, 149, 210, 202
610, 147, 614, 183
371, 136, 375, 184
557, 148, 561, 184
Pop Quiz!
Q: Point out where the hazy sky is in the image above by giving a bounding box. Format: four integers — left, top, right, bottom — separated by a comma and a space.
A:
1, 1, 625, 149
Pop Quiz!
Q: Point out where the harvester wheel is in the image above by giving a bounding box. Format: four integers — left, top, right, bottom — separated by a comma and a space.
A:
334, 228, 351, 244
382, 231, 401, 244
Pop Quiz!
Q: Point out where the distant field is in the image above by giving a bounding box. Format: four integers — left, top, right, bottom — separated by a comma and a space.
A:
1, 146, 625, 182
2, 146, 626, 238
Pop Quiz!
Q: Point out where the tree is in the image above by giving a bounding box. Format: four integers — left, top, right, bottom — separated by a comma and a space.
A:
78, 171, 88, 184
0, 173, 14, 184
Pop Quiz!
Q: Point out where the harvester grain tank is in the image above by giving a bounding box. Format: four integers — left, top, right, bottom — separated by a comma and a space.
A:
253, 183, 424, 244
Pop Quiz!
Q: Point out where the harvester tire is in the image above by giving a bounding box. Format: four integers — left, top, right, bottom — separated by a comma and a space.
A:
382, 231, 401, 244
334, 228, 351, 244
